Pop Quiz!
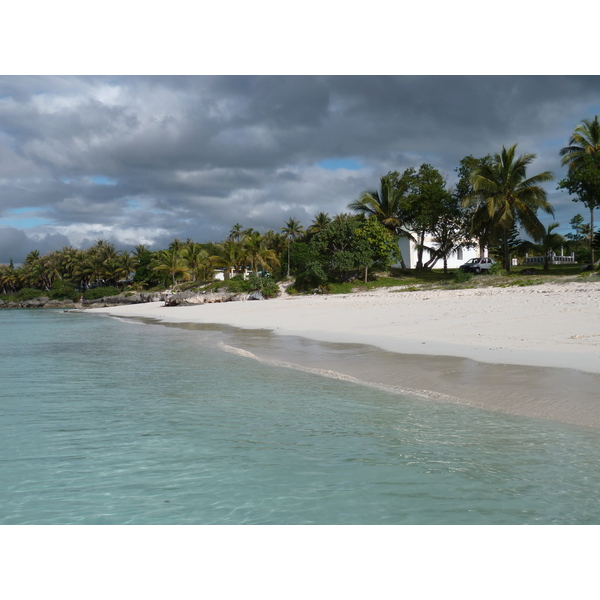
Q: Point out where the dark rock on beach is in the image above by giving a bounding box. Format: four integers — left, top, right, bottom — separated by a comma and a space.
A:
44, 299, 78, 308
162, 290, 263, 306
1, 291, 164, 309
81, 292, 162, 308
22, 296, 50, 308
1, 289, 269, 310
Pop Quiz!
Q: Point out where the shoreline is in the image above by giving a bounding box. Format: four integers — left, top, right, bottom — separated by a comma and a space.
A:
88, 281, 600, 429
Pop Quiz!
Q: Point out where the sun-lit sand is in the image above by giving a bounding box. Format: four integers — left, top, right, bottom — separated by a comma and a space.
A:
90, 280, 600, 428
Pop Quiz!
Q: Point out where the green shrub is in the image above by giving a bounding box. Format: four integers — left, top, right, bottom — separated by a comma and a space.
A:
1, 288, 41, 303
83, 286, 120, 300
292, 262, 329, 292
49, 280, 78, 301
224, 276, 252, 293
247, 273, 280, 298
453, 270, 473, 283
327, 282, 355, 294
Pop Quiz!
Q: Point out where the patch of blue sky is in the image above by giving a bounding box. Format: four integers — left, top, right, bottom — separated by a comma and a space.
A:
8, 207, 35, 215
90, 175, 117, 185
60, 175, 117, 185
318, 158, 363, 171
1, 216, 51, 228
126, 199, 143, 210
1, 207, 52, 228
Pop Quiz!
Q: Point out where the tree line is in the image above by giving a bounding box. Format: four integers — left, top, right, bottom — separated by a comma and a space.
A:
2, 115, 599, 296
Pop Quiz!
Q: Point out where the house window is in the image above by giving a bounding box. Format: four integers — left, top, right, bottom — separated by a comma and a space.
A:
456, 247, 463, 261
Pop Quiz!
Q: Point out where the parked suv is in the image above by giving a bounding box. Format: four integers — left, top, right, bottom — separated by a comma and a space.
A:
458, 257, 496, 274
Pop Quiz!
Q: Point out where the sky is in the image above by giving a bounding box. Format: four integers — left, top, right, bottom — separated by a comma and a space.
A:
1, 74, 599, 263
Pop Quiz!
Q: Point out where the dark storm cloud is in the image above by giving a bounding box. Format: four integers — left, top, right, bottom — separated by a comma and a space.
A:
1, 75, 599, 262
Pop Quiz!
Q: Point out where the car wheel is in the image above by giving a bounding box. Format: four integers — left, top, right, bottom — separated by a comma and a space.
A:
473, 267, 481, 274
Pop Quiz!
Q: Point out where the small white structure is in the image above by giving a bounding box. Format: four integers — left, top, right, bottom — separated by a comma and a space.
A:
214, 267, 251, 281
524, 251, 576, 265
397, 234, 484, 269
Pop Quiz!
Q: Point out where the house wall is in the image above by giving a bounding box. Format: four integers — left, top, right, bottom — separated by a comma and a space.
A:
397, 236, 483, 269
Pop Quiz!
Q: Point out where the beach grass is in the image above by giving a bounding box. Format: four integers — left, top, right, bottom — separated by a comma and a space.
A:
324, 263, 596, 295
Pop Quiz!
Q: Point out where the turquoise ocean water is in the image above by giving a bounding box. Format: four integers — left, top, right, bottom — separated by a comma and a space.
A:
2, 308, 600, 525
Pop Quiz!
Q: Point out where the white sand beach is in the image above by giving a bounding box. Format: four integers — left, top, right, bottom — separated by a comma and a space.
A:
91, 280, 600, 429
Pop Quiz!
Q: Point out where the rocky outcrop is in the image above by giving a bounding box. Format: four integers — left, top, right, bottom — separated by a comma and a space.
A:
0, 297, 83, 309
0, 291, 162, 309
1, 289, 270, 309
44, 299, 78, 308
22, 296, 50, 308
162, 289, 265, 306
81, 292, 162, 307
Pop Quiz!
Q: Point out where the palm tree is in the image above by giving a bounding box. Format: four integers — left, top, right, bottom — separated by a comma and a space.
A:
540, 223, 568, 271
152, 248, 191, 287
168, 238, 184, 254
560, 116, 600, 170
559, 116, 600, 265
0, 260, 19, 294
263, 230, 287, 254
307, 212, 331, 236
229, 223, 244, 243
213, 239, 247, 279
348, 174, 411, 269
182, 242, 209, 282
348, 175, 410, 234
281, 218, 304, 278
116, 251, 137, 283
243, 231, 280, 274
464, 144, 554, 271
41, 252, 62, 290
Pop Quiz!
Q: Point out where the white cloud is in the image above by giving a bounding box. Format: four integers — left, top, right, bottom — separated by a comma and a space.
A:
1, 75, 600, 262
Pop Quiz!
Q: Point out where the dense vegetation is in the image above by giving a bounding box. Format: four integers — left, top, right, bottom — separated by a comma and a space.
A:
2, 118, 599, 301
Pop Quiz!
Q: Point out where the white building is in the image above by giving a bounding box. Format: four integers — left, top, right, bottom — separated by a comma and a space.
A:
214, 267, 251, 281
397, 234, 485, 269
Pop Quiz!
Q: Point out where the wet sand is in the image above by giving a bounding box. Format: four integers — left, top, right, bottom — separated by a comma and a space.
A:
90, 280, 600, 429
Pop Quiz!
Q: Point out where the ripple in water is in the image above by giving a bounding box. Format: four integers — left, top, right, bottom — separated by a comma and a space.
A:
1, 309, 600, 524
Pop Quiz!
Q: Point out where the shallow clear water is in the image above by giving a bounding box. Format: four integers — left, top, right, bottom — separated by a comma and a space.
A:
1, 309, 600, 524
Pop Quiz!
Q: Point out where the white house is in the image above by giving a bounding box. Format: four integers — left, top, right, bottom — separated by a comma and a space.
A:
214, 267, 251, 281
397, 234, 485, 269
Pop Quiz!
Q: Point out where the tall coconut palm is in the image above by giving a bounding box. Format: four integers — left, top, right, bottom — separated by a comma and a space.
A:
182, 242, 209, 282
560, 116, 600, 170
559, 116, 600, 265
307, 212, 331, 236
152, 248, 191, 287
348, 174, 411, 269
229, 223, 244, 243
537, 222, 568, 271
41, 251, 62, 290
243, 231, 280, 274
56, 246, 80, 282
348, 175, 410, 235
116, 251, 137, 283
0, 261, 18, 294
263, 230, 287, 254
281, 217, 304, 278
464, 144, 554, 271
213, 239, 248, 279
